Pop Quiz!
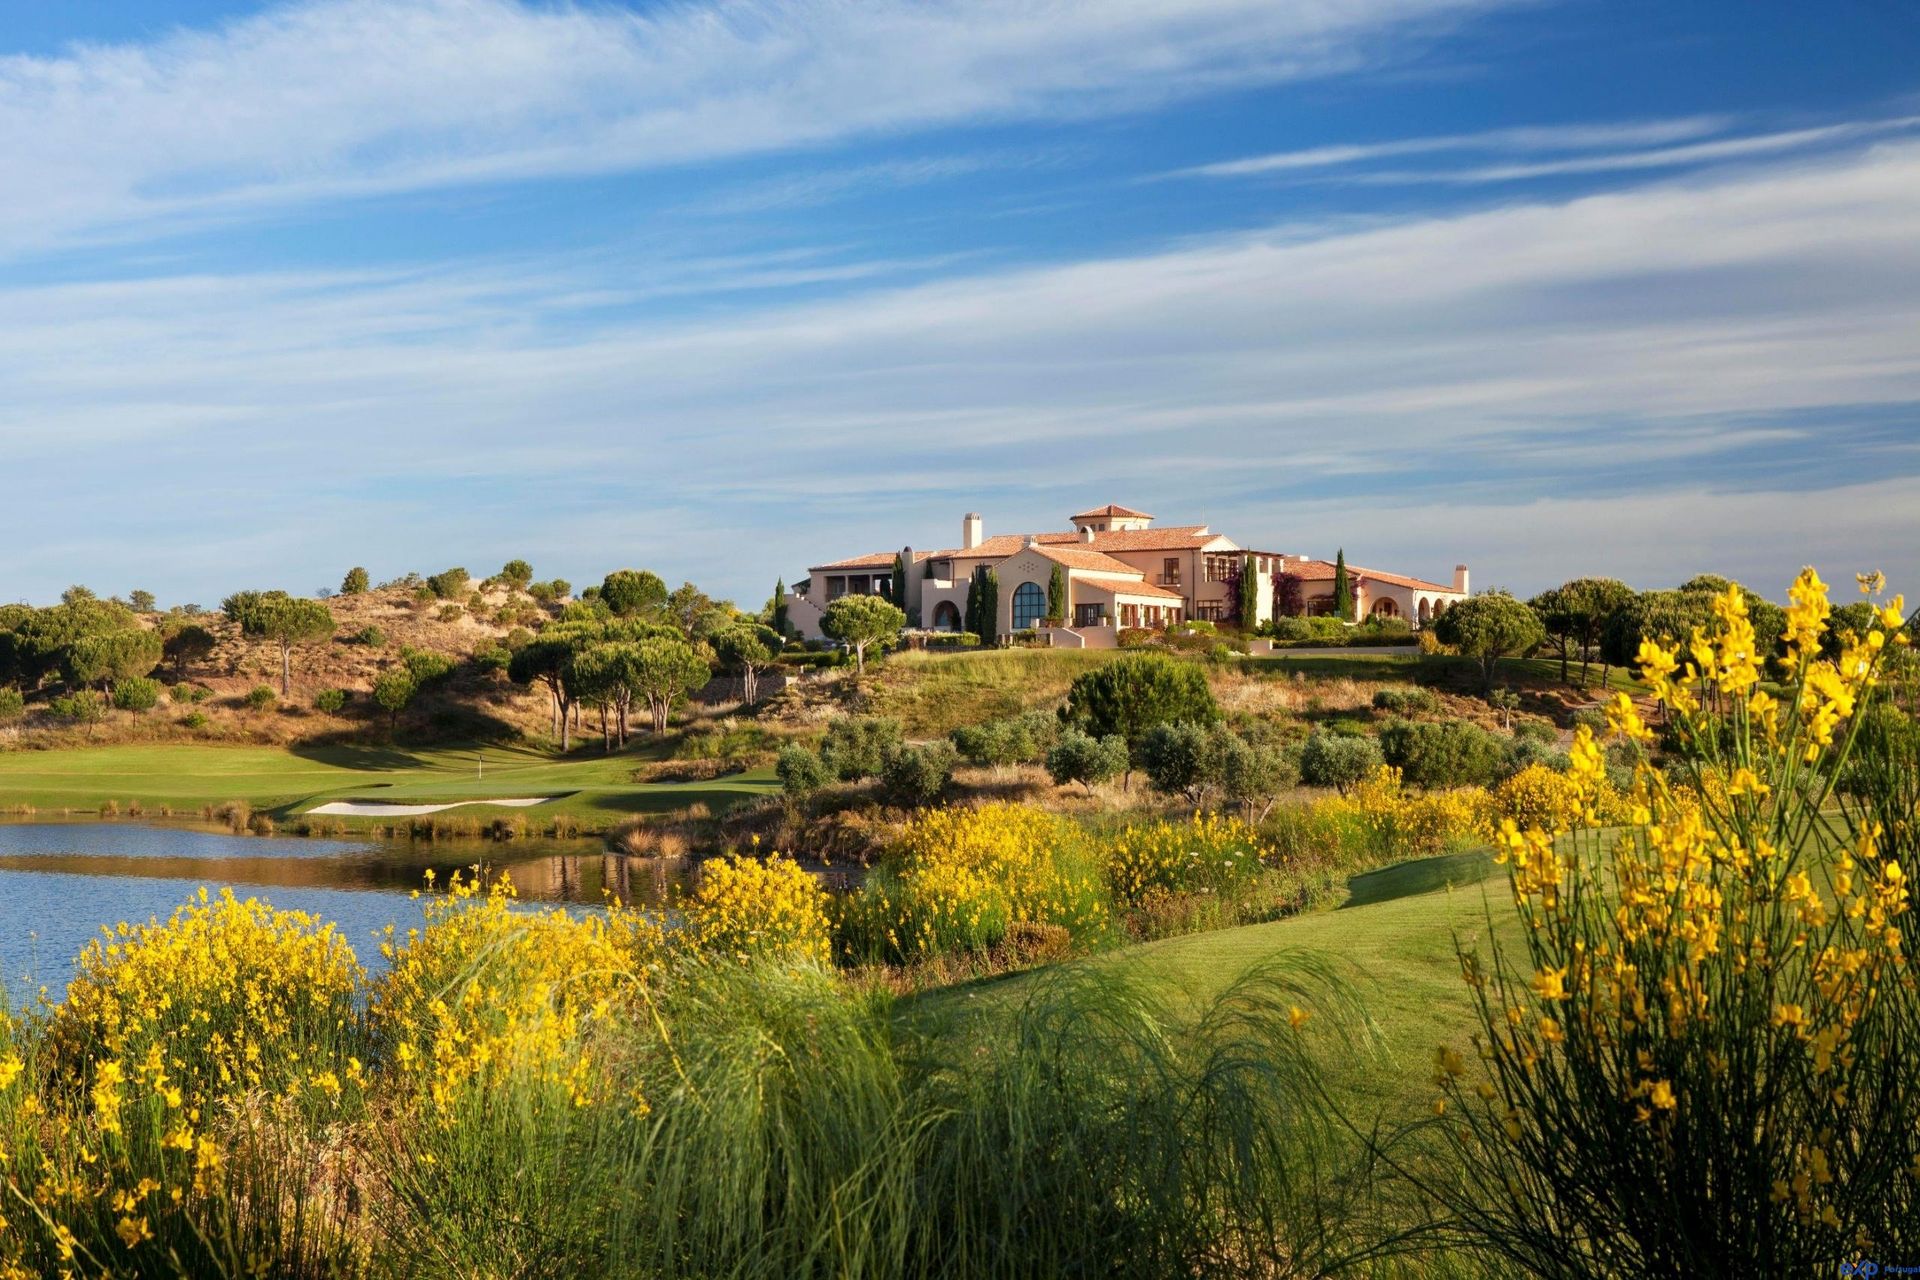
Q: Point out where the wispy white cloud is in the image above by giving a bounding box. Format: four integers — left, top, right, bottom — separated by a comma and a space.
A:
1370, 116, 1920, 183
4, 130, 1919, 602
0, 0, 1499, 256
1175, 117, 1727, 177
1177, 114, 1920, 188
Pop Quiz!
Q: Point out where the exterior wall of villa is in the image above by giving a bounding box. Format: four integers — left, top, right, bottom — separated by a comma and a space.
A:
787, 508, 1464, 641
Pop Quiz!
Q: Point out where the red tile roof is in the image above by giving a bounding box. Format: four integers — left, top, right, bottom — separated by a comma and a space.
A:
1071, 502, 1154, 521
809, 550, 930, 572
1282, 558, 1459, 594
1030, 545, 1146, 575
921, 525, 1225, 559
1104, 580, 1185, 601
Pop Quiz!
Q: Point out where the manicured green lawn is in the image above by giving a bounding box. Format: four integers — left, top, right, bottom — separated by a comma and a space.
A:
0, 741, 777, 829
922, 870, 1524, 1124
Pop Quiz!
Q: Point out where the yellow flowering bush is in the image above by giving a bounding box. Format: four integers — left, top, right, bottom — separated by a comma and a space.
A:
1105, 811, 1275, 910
837, 803, 1111, 962
684, 853, 832, 965
5, 889, 368, 1275
1436, 571, 1920, 1272
373, 871, 660, 1116
1270, 765, 1495, 870
49, 887, 364, 1112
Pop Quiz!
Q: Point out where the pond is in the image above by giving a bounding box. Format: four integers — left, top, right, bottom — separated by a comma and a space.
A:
0, 820, 705, 998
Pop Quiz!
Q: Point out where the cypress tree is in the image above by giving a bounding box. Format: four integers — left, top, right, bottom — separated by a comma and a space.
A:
979, 570, 1000, 647
964, 569, 982, 638
1332, 549, 1353, 622
890, 554, 907, 609
771, 579, 789, 637
1236, 554, 1259, 627
1047, 562, 1068, 622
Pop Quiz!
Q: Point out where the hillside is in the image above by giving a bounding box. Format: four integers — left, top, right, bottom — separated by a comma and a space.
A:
5, 582, 559, 748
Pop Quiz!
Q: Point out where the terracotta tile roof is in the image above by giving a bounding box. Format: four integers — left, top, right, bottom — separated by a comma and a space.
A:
1030, 545, 1145, 575
1080, 526, 1228, 552
921, 525, 1224, 559
1071, 502, 1154, 521
1281, 559, 1459, 594
1107, 580, 1185, 601
926, 533, 1050, 560
809, 550, 929, 572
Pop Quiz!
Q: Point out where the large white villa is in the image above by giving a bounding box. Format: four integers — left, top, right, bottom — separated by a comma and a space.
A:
785, 504, 1469, 648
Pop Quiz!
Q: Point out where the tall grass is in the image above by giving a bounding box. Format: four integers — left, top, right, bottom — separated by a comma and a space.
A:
372, 944, 1405, 1279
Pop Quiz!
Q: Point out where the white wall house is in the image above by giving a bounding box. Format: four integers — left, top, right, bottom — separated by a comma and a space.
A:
787, 503, 1467, 644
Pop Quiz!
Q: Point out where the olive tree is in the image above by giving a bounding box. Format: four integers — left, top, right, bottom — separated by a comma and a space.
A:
821, 594, 906, 676
1046, 730, 1128, 794
1433, 590, 1545, 694
222, 591, 336, 697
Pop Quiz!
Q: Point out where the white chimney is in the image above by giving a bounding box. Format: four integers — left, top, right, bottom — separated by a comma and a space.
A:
1453, 564, 1470, 595
1023, 535, 1037, 548
963, 512, 983, 550
1079, 525, 1095, 544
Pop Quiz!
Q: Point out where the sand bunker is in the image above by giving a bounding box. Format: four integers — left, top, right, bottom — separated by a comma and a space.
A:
306, 797, 553, 818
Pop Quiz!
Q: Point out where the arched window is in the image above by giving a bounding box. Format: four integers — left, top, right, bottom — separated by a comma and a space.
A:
931, 601, 962, 632
1417, 598, 1431, 626
1011, 581, 1047, 630
1371, 598, 1399, 619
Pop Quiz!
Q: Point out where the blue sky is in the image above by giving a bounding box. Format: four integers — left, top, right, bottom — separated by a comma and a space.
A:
4, 0, 1919, 609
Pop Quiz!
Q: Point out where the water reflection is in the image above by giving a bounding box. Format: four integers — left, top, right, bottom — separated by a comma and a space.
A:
0, 821, 700, 997
0, 821, 697, 906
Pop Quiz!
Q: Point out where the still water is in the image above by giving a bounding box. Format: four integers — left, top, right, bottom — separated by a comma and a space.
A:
0, 821, 701, 998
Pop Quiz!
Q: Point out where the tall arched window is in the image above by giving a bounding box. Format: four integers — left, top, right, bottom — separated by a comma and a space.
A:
1011, 581, 1047, 630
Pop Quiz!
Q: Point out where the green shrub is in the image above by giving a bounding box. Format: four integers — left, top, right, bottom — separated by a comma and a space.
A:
426, 567, 470, 600
340, 566, 370, 595
313, 688, 348, 713
472, 644, 512, 673
400, 647, 455, 684
1046, 730, 1129, 792
51, 689, 105, 728
879, 742, 957, 808
1269, 616, 1346, 644
171, 681, 211, 703
1371, 686, 1438, 715
1571, 707, 1608, 735
1062, 653, 1219, 758
1140, 722, 1219, 800
348, 625, 386, 648
820, 715, 903, 781
0, 687, 24, 723
112, 676, 160, 712
775, 744, 832, 799
1503, 736, 1568, 775
181, 710, 209, 730
243, 685, 277, 711
1378, 717, 1508, 788
1512, 718, 1558, 745
923, 631, 980, 649
1298, 731, 1382, 793
950, 709, 1057, 767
